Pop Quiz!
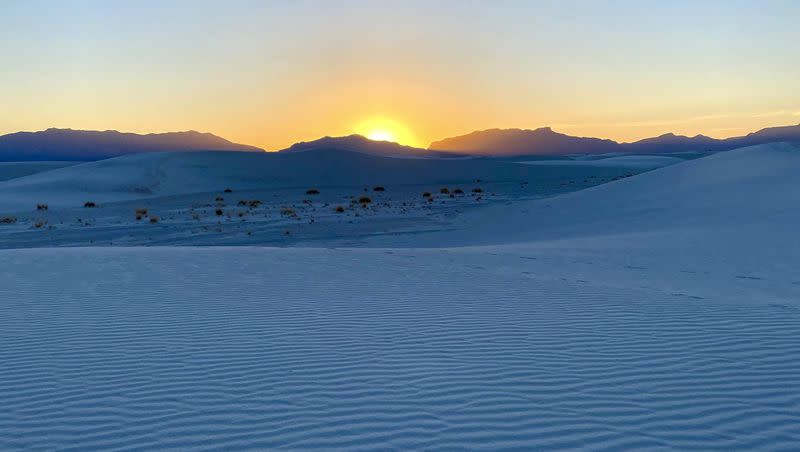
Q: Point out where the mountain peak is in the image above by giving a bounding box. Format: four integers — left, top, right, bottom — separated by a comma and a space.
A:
0, 128, 263, 161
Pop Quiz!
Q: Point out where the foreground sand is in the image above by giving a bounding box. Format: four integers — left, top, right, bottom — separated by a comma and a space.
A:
1, 143, 799, 449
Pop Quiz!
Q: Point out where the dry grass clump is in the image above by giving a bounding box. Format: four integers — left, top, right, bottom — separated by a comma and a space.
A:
334, 205, 345, 213
439, 187, 450, 194
36, 204, 48, 211
84, 201, 97, 208
372, 186, 385, 192
306, 189, 320, 195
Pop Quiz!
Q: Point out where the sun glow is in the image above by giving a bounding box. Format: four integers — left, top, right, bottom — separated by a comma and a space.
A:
354, 117, 418, 147
367, 129, 396, 142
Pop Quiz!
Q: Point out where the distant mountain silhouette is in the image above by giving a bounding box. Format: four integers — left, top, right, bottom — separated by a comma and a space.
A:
280, 134, 462, 158
428, 127, 619, 156
0, 128, 263, 161
429, 124, 800, 156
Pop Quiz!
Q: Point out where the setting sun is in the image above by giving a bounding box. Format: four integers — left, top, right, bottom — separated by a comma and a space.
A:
367, 130, 396, 142
354, 117, 418, 147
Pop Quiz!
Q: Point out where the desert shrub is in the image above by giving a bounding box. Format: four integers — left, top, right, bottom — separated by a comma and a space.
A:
135, 207, 148, 216
453, 188, 464, 195
422, 192, 431, 198
306, 189, 320, 195
84, 201, 97, 208
149, 216, 160, 223
215, 209, 223, 216
136, 215, 142, 221
439, 187, 450, 194
224, 188, 233, 193
373, 186, 385, 192
237, 200, 247, 206
472, 187, 483, 193
36, 204, 48, 211
1, 216, 17, 224
248, 200, 262, 208
358, 196, 372, 204
215, 196, 224, 202
334, 205, 345, 213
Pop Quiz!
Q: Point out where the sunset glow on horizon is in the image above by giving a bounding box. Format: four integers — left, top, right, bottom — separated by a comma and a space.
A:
1, 0, 798, 150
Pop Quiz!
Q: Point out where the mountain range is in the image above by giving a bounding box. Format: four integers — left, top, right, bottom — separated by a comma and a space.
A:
0, 128, 262, 161
429, 124, 800, 156
1, 123, 799, 161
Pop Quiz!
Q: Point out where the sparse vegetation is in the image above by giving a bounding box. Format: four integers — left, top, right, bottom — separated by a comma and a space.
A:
373, 186, 385, 192
215, 209, 223, 216
224, 188, 233, 193
215, 196, 224, 202
135, 207, 148, 217
358, 196, 372, 204
36, 204, 48, 211
453, 188, 464, 195
149, 216, 160, 223
422, 192, 431, 198
440, 187, 450, 194
472, 187, 483, 193
306, 189, 320, 195
335, 205, 345, 213
281, 207, 297, 216
84, 201, 97, 208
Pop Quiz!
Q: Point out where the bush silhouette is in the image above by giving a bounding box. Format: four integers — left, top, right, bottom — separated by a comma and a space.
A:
224, 188, 233, 193
453, 188, 464, 195
335, 206, 345, 213
149, 216, 160, 223
373, 186, 385, 192
422, 192, 431, 197
358, 196, 372, 204
135, 207, 148, 216
36, 204, 48, 211
215, 209, 223, 216
84, 201, 97, 208
306, 189, 320, 195
472, 187, 483, 193
439, 187, 450, 194
215, 196, 224, 202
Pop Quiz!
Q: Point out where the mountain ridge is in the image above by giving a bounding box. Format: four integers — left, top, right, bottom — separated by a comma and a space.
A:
0, 128, 263, 161
429, 123, 800, 156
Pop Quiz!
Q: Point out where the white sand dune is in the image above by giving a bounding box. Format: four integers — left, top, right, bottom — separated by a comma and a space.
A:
1, 143, 799, 449
519, 154, 685, 169
0, 161, 76, 181
0, 149, 641, 212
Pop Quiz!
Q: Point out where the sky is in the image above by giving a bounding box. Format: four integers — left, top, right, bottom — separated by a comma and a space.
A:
1, 0, 799, 150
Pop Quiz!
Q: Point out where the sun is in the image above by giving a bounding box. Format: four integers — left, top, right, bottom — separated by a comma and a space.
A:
354, 117, 417, 147
367, 129, 396, 142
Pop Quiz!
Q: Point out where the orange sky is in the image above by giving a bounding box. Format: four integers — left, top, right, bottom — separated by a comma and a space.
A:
1, 1, 798, 150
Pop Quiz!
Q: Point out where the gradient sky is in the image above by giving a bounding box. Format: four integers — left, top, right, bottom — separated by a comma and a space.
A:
2, 0, 799, 150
